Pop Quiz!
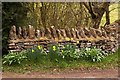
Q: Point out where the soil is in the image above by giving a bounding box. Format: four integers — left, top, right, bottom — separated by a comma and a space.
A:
1, 68, 119, 78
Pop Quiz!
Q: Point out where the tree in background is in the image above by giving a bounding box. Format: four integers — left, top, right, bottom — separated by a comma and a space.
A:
83, 2, 110, 29
2, 2, 118, 54
2, 3, 29, 54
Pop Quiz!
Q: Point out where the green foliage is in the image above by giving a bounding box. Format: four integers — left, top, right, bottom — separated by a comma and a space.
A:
26, 45, 47, 62
2, 51, 27, 65
48, 45, 63, 62
79, 47, 105, 62
61, 44, 80, 60
2, 44, 109, 66
3, 50, 118, 73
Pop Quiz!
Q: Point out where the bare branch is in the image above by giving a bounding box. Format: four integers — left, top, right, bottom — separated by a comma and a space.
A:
109, 7, 120, 12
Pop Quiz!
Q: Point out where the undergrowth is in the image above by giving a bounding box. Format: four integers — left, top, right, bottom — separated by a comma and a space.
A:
2, 44, 119, 73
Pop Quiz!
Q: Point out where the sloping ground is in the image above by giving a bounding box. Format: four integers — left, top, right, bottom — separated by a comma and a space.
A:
2, 68, 118, 78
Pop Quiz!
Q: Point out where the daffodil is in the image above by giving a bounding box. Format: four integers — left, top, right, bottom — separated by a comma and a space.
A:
58, 44, 61, 46
76, 41, 79, 44
71, 38, 73, 41
65, 37, 70, 41
32, 49, 35, 53
62, 46, 65, 48
40, 37, 44, 40
38, 45, 41, 49
61, 50, 64, 53
52, 46, 56, 51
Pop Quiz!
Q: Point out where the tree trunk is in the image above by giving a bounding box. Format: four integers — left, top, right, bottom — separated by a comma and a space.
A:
83, 2, 110, 29
104, 4, 110, 27
92, 16, 103, 29
40, 2, 46, 28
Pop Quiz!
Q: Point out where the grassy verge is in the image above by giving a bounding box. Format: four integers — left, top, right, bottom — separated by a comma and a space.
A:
3, 48, 119, 74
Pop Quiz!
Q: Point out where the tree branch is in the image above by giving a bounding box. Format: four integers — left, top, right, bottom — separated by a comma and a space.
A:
83, 2, 96, 19
109, 7, 120, 12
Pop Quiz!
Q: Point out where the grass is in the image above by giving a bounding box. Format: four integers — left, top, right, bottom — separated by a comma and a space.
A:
3, 47, 119, 74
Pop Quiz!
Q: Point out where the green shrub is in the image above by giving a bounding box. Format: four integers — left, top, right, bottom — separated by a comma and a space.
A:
48, 45, 62, 62
79, 47, 105, 62
26, 45, 47, 62
3, 44, 108, 66
2, 51, 27, 65
61, 44, 80, 60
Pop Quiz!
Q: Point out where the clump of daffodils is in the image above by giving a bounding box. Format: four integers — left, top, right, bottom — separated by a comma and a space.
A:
38, 45, 41, 50
52, 46, 56, 51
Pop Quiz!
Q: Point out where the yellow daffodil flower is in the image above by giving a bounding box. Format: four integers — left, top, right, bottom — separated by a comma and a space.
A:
62, 46, 65, 48
61, 50, 64, 53
71, 38, 73, 41
65, 37, 70, 41
38, 45, 41, 49
40, 37, 44, 40
76, 41, 79, 44
32, 49, 35, 53
53, 46, 56, 51
58, 44, 61, 46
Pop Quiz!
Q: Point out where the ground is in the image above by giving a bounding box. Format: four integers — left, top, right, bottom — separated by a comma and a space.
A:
2, 67, 118, 78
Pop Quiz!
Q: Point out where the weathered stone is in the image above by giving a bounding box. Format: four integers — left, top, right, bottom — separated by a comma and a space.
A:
75, 28, 81, 39
101, 28, 108, 38
71, 28, 77, 39
23, 27, 28, 39
78, 27, 86, 38
80, 43, 86, 48
86, 43, 91, 47
8, 24, 118, 53
40, 27, 45, 38
36, 29, 41, 38
60, 29, 67, 38
8, 42, 16, 45
65, 28, 72, 38
89, 27, 97, 38
50, 26, 58, 39
28, 25, 35, 39
95, 29, 102, 37
83, 27, 91, 38
18, 27, 22, 39
56, 29, 63, 40
45, 28, 52, 39
9, 25, 17, 40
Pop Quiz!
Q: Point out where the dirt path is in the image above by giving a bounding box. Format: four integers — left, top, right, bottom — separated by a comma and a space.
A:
2, 68, 119, 78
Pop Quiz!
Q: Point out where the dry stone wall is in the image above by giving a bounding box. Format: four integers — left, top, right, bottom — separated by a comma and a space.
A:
8, 21, 120, 53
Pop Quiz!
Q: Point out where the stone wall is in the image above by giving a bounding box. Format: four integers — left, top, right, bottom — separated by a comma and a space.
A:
8, 21, 120, 53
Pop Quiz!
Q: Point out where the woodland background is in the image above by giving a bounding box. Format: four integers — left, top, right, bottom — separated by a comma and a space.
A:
2, 2, 119, 54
